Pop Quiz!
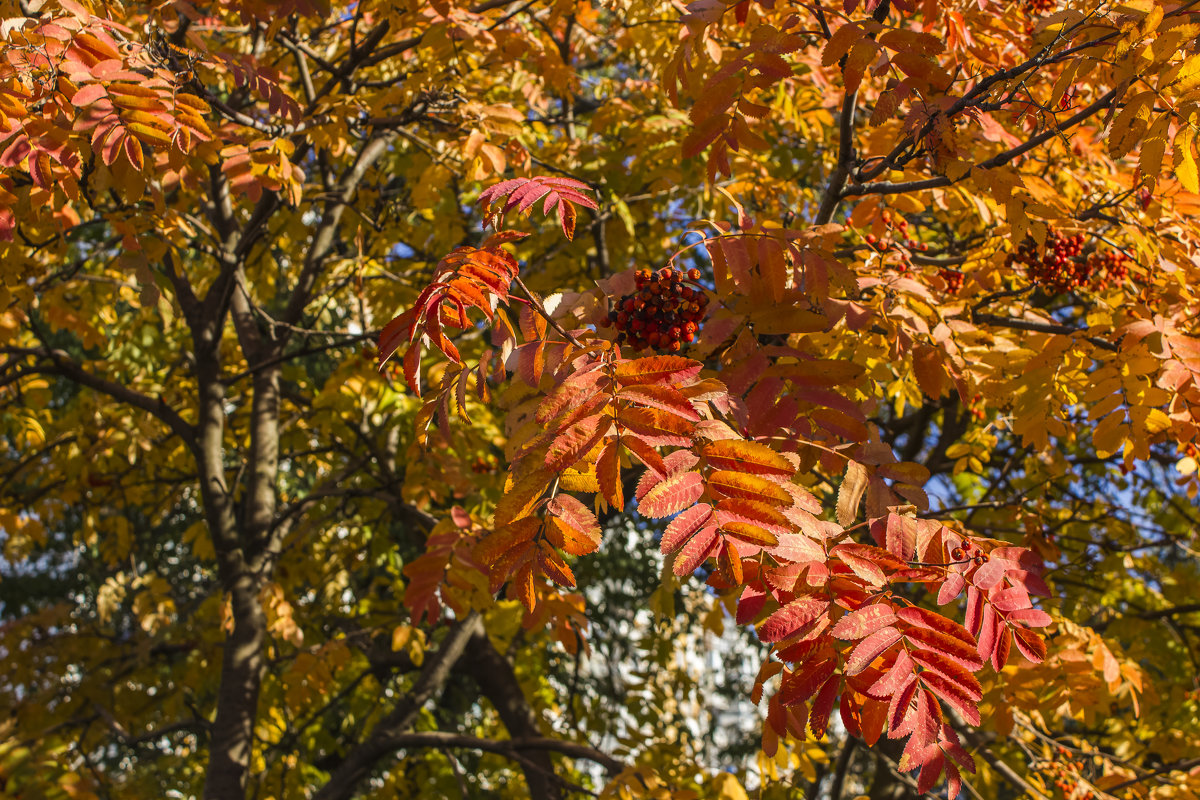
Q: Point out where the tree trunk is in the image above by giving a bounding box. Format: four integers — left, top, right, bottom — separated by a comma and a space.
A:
204, 569, 266, 800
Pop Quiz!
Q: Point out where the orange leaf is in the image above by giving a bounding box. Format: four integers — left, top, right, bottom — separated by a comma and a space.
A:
614, 355, 703, 386
494, 467, 554, 527
618, 383, 701, 421
673, 522, 719, 575
474, 517, 540, 565
639, 470, 704, 519
596, 439, 623, 510
721, 520, 778, 548
836, 461, 868, 526
661, 503, 714, 554
621, 434, 667, 475
1011, 626, 1047, 664
546, 518, 599, 557
845, 626, 902, 675
909, 649, 982, 701
717, 539, 743, 585
538, 543, 576, 587
707, 470, 791, 506
702, 438, 794, 477
777, 657, 836, 706
619, 406, 694, 446
759, 595, 830, 642
716, 498, 793, 536
833, 604, 898, 640
512, 560, 537, 612
903, 625, 984, 671
544, 413, 610, 471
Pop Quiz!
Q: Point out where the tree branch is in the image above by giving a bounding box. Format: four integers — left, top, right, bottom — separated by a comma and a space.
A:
815, 85, 859, 224
311, 614, 484, 800
456, 631, 566, 799
2, 346, 197, 453
1104, 756, 1200, 792
378, 731, 622, 777
971, 313, 1119, 352
843, 87, 1120, 199
282, 133, 398, 329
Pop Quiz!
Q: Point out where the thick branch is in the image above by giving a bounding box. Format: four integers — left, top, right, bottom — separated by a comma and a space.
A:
1136, 603, 1200, 619
375, 731, 622, 776
3, 347, 197, 453
311, 614, 484, 800
282, 133, 398, 329
972, 313, 1119, 352
828, 737, 857, 800
203, 569, 268, 800
457, 632, 563, 800
843, 87, 1119, 199
815, 85, 859, 225
1104, 756, 1200, 792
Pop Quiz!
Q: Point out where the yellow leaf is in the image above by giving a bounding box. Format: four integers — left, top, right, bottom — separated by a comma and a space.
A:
823, 23, 862, 67
712, 773, 749, 800
391, 625, 413, 652
842, 39, 879, 95
837, 460, 868, 526
1108, 91, 1155, 159
1171, 53, 1200, 94
1138, 114, 1171, 180
1174, 125, 1199, 193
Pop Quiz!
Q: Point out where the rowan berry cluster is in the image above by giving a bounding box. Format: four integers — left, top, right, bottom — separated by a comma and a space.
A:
1088, 249, 1130, 291
470, 455, 498, 474
938, 268, 964, 294
950, 539, 989, 566
1007, 230, 1130, 294
965, 392, 985, 421
599, 267, 709, 352
865, 211, 929, 274
1040, 747, 1093, 800
1025, 0, 1055, 15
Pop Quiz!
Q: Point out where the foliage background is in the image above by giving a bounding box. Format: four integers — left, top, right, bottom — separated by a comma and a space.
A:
0, 1, 1199, 799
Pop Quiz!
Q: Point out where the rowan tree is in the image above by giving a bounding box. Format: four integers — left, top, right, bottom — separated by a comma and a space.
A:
2, 1, 1200, 799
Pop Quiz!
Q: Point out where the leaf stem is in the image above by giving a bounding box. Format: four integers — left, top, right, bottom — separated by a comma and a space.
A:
512, 274, 585, 348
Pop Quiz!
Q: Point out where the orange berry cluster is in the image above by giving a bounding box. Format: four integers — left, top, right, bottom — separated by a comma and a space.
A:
1087, 249, 1129, 291
599, 267, 709, 352
950, 539, 989, 566
470, 455, 498, 474
1008, 230, 1130, 295
966, 392, 985, 421
938, 268, 964, 294
865, 211, 929, 273
1040, 747, 1092, 800
1025, 0, 1055, 14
